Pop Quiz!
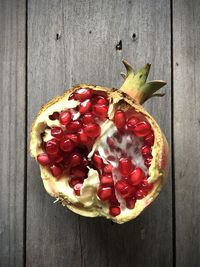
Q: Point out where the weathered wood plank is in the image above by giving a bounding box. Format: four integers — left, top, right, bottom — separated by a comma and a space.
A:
173, 0, 200, 266
0, 0, 26, 266
27, 0, 172, 266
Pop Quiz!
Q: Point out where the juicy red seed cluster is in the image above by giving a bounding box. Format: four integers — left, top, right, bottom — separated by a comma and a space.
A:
37, 88, 109, 196
94, 109, 155, 216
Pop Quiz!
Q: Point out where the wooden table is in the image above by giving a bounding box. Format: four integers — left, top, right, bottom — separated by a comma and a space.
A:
1, 0, 199, 266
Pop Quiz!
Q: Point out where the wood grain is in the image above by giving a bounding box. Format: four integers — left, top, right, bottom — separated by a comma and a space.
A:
173, 0, 200, 266
27, 0, 172, 266
0, 0, 26, 266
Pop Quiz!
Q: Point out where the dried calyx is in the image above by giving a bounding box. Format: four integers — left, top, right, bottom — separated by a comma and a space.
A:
30, 60, 169, 223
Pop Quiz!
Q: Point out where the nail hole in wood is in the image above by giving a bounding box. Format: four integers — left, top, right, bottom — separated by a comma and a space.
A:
56, 32, 61, 41
132, 33, 137, 40
89, 30, 92, 34
116, 40, 122, 50
176, 62, 179, 66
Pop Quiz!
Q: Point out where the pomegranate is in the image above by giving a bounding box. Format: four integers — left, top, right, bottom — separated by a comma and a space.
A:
30, 60, 169, 223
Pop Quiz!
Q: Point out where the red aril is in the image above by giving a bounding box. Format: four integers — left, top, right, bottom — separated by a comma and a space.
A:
141, 180, 154, 191
69, 152, 83, 167
92, 152, 104, 169
103, 164, 113, 174
82, 113, 95, 124
74, 88, 92, 101
144, 132, 155, 146
114, 110, 126, 129
145, 158, 152, 168
94, 96, 107, 105
78, 130, 90, 145
126, 197, 136, 209
141, 145, 152, 158
66, 120, 82, 133
97, 187, 113, 201
74, 183, 83, 196
100, 175, 114, 187
70, 167, 87, 178
84, 123, 101, 138
92, 104, 108, 119
49, 111, 59, 120
69, 177, 84, 187
46, 139, 59, 155
59, 111, 72, 125
79, 99, 92, 114
51, 127, 64, 140
127, 116, 140, 131
118, 157, 133, 176
128, 167, 145, 186
109, 206, 121, 217
60, 138, 74, 152
135, 189, 148, 199
50, 164, 63, 177
132, 121, 152, 137
65, 133, 78, 144
115, 179, 134, 198
37, 153, 50, 166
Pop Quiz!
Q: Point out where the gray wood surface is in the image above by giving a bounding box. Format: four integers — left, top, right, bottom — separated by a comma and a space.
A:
27, 1, 172, 267
0, 0, 26, 266
173, 0, 200, 266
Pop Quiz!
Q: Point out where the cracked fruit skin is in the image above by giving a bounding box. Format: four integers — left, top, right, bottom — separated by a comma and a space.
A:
30, 60, 169, 224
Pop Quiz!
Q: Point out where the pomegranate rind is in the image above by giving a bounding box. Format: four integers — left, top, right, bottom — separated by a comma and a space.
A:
30, 83, 169, 224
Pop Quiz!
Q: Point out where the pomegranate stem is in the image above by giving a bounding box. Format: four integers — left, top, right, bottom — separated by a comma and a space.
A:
119, 60, 166, 104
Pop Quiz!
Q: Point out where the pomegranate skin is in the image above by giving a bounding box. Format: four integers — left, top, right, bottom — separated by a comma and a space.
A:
30, 60, 169, 224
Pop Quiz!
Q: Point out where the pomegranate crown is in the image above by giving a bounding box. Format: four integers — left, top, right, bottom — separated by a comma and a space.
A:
120, 60, 166, 104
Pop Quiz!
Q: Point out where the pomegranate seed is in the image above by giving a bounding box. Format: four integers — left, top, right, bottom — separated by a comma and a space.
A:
69, 152, 83, 167
51, 127, 64, 140
129, 167, 145, 186
74, 88, 92, 101
127, 116, 140, 131
97, 187, 113, 201
92, 152, 104, 169
144, 132, 155, 146
92, 104, 108, 119
50, 164, 63, 177
100, 175, 114, 187
109, 194, 120, 206
46, 139, 59, 155
118, 157, 133, 176
49, 152, 63, 163
114, 110, 126, 129
66, 120, 82, 133
78, 130, 90, 145
59, 111, 72, 125
69, 177, 84, 187
107, 155, 116, 161
60, 138, 74, 152
70, 167, 87, 178
65, 133, 78, 144
109, 206, 121, 217
82, 158, 89, 167
115, 179, 132, 198
133, 121, 152, 137
96, 96, 107, 105
141, 145, 152, 158
145, 158, 152, 168
141, 180, 154, 191
79, 99, 92, 114
107, 137, 115, 148
49, 111, 59, 120
37, 153, 50, 166
74, 183, 83, 196
135, 189, 148, 199
126, 197, 136, 209
103, 164, 113, 174
84, 123, 101, 138
82, 113, 95, 124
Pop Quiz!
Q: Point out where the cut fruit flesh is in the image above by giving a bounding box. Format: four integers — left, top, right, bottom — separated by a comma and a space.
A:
35, 88, 155, 218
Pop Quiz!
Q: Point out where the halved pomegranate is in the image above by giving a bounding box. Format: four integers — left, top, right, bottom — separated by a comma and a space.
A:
30, 60, 169, 224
